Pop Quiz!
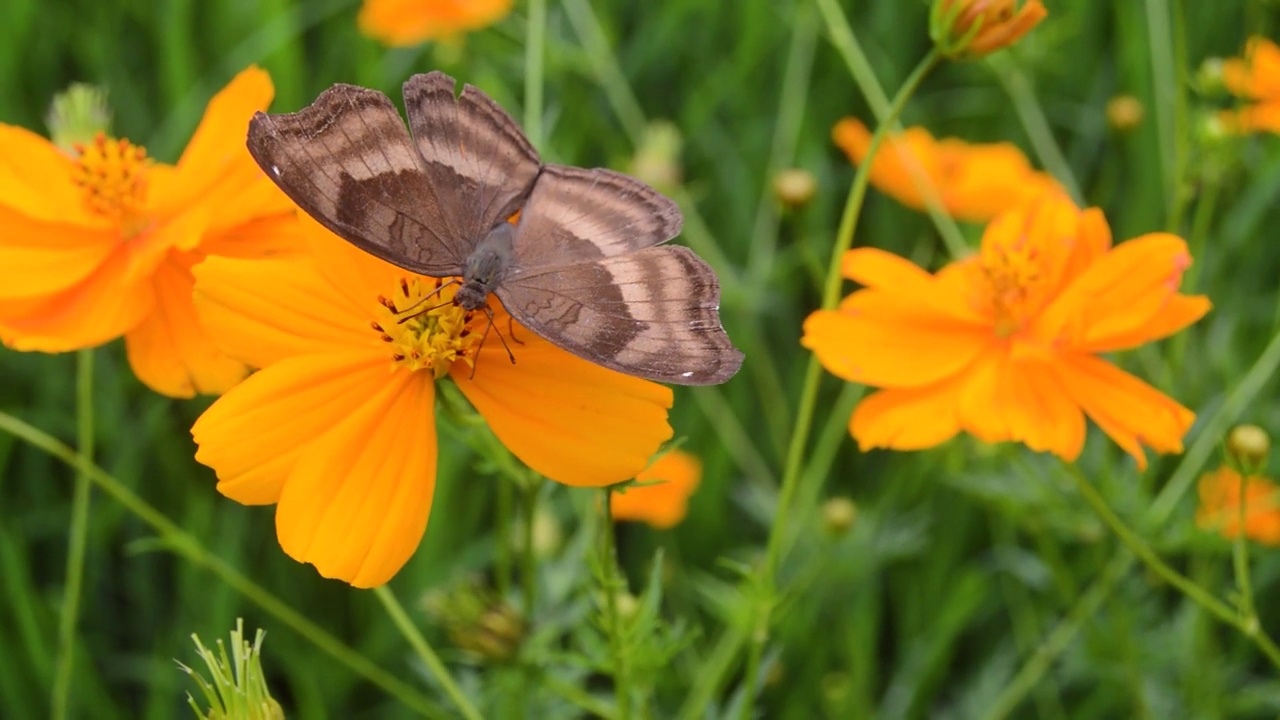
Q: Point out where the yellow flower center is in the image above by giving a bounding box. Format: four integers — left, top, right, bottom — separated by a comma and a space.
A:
71, 132, 151, 236
978, 233, 1043, 338
372, 277, 484, 378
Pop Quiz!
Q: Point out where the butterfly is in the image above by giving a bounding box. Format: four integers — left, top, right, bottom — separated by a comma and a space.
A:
245, 71, 743, 385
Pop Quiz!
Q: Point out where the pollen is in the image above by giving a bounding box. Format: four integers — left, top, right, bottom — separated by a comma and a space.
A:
373, 276, 484, 378
70, 132, 151, 236
974, 232, 1046, 338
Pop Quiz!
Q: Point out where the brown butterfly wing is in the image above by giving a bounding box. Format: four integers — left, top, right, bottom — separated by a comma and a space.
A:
505, 164, 682, 267
402, 72, 542, 245
498, 168, 742, 385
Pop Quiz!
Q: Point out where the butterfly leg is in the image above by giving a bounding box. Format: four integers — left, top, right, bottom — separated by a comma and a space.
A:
506, 315, 525, 345
466, 305, 518, 380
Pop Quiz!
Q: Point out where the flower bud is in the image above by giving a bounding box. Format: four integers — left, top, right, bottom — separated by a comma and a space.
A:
1228, 424, 1270, 472
46, 83, 111, 155
1106, 95, 1145, 132
821, 497, 857, 536
772, 168, 817, 209
931, 0, 1048, 59
1195, 57, 1226, 96
628, 121, 683, 193
179, 619, 283, 720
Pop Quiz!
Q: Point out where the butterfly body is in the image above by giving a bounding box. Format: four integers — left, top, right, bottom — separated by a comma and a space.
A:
246, 71, 743, 385
457, 223, 515, 311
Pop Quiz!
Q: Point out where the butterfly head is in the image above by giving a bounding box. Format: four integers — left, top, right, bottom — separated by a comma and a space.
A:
458, 223, 516, 311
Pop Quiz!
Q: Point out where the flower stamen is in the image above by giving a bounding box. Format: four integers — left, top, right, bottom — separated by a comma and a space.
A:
71, 131, 151, 236
373, 276, 483, 378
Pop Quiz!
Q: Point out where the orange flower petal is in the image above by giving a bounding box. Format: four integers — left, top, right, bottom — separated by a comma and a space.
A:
358, 0, 513, 46
612, 449, 702, 529
1224, 37, 1280, 100
124, 253, 250, 398
957, 350, 1086, 462
151, 67, 275, 222
0, 248, 154, 351
850, 379, 965, 452
1052, 353, 1194, 470
453, 328, 674, 487
802, 300, 989, 387
1083, 294, 1211, 353
1197, 466, 1280, 545
199, 210, 306, 260
1040, 233, 1202, 350
0, 124, 104, 227
0, 203, 117, 299
275, 366, 435, 588
193, 252, 374, 370
192, 350, 391, 505
832, 118, 936, 212
841, 247, 989, 325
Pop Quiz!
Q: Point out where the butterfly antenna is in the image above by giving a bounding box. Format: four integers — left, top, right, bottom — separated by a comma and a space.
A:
393, 279, 458, 325
506, 315, 525, 345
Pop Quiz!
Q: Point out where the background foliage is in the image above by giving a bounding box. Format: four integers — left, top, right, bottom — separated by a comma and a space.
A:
3, 0, 1280, 717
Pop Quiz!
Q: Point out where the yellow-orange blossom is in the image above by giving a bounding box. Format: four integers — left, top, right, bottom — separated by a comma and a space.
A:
191, 215, 674, 587
0, 68, 299, 397
803, 195, 1210, 468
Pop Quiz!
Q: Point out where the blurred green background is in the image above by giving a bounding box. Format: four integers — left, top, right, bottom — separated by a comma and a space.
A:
4, 0, 1280, 717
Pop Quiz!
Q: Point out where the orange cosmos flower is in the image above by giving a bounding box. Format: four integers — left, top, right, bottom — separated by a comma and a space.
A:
933, 0, 1048, 58
1222, 36, 1280, 134
802, 195, 1211, 469
0, 67, 300, 398
832, 118, 1063, 224
611, 449, 702, 530
190, 215, 674, 588
358, 0, 513, 47
1196, 466, 1280, 545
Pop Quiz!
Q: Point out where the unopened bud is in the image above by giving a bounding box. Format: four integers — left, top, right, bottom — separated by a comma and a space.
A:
629, 121, 682, 193
1228, 424, 1270, 472
46, 83, 111, 155
772, 168, 817, 209
931, 0, 1048, 59
1106, 95, 1145, 132
1195, 58, 1226, 96
822, 497, 857, 536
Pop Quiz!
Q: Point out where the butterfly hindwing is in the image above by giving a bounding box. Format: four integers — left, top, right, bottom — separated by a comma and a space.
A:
498, 246, 743, 385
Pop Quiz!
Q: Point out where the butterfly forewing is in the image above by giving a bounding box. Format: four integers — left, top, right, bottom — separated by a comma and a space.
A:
402, 72, 543, 246
246, 85, 467, 274
499, 245, 743, 385
506, 164, 682, 270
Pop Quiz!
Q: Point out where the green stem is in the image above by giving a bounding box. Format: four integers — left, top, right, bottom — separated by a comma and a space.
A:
1065, 463, 1280, 671
522, 482, 539, 617
373, 586, 481, 720
988, 54, 1084, 205
601, 489, 631, 720
51, 349, 95, 720
1233, 471, 1258, 620
983, 553, 1131, 720
524, 0, 546, 146
0, 411, 447, 718
1144, 0, 1179, 217
496, 479, 514, 598
815, 0, 970, 259
737, 47, 942, 715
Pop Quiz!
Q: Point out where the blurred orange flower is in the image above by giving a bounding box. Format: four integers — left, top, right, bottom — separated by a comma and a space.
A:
933, 0, 1048, 58
191, 215, 674, 587
0, 67, 300, 397
832, 118, 1063, 224
1223, 36, 1280, 134
612, 449, 702, 530
802, 195, 1210, 469
1197, 466, 1280, 545
358, 0, 512, 47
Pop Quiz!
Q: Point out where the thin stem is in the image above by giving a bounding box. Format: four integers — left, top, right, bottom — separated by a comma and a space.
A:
1233, 471, 1258, 620
983, 553, 1132, 720
815, 0, 970, 259
1150, 323, 1280, 523
374, 586, 481, 720
1144, 0, 1179, 216
522, 482, 539, 617
496, 479, 514, 598
524, 0, 546, 147
988, 54, 1084, 204
600, 489, 631, 719
737, 48, 942, 714
1065, 464, 1280, 670
0, 411, 447, 718
51, 349, 95, 720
